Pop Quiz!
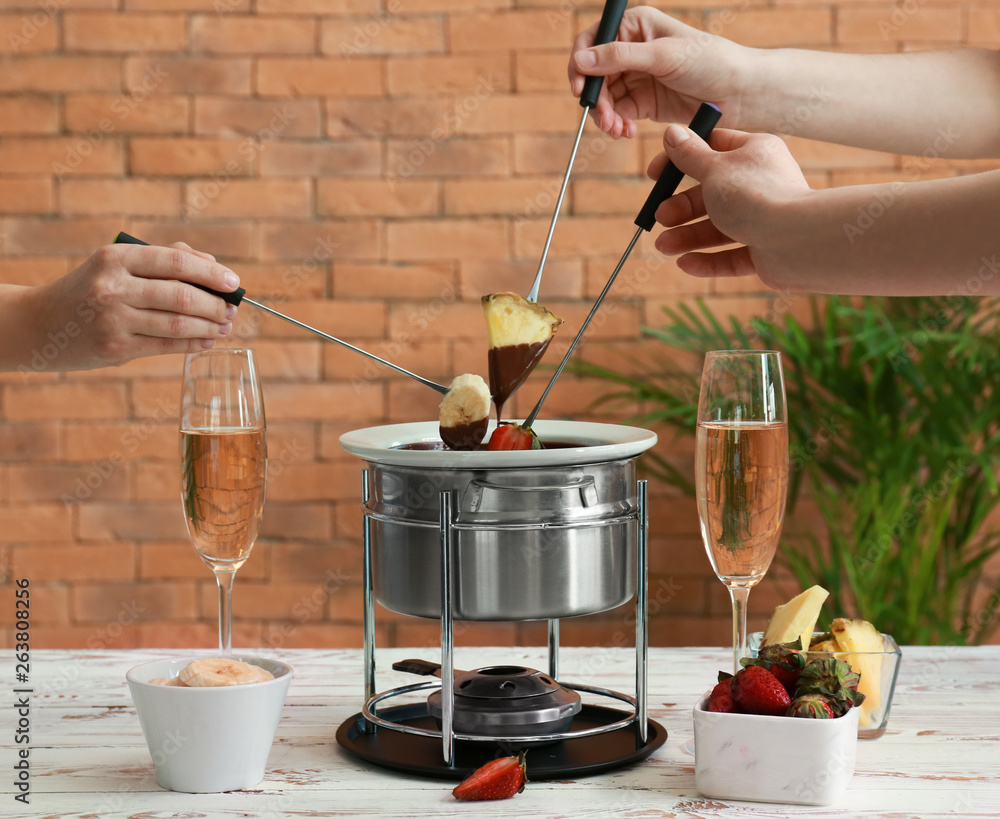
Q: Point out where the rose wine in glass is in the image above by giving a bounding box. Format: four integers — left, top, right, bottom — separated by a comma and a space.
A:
696, 351, 788, 674
180, 348, 266, 655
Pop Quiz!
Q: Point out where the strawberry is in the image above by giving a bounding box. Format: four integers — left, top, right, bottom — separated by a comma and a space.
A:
796, 656, 865, 716
708, 673, 738, 713
741, 641, 806, 693
487, 423, 540, 451
729, 665, 792, 716
787, 694, 837, 719
452, 751, 528, 801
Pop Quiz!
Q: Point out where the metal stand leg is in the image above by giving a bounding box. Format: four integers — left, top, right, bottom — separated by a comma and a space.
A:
635, 480, 649, 745
440, 490, 456, 767
547, 619, 560, 681
362, 469, 377, 734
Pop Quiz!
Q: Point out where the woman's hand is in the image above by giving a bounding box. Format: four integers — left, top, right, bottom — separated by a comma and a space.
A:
13, 241, 241, 372
568, 6, 753, 138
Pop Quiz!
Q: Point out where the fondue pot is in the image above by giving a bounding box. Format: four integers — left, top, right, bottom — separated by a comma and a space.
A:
339, 420, 657, 622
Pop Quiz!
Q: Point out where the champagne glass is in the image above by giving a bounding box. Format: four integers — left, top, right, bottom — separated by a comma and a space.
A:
180, 348, 267, 656
696, 350, 788, 674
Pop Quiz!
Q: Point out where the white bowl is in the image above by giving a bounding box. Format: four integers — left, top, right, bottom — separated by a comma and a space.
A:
127, 655, 292, 793
339, 419, 657, 468
693, 693, 859, 805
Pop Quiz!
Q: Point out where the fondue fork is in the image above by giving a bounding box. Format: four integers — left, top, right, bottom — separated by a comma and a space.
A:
113, 232, 450, 395
526, 0, 627, 304
522, 102, 723, 429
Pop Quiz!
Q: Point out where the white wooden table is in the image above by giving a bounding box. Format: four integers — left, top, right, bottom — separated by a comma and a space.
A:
1, 646, 997, 818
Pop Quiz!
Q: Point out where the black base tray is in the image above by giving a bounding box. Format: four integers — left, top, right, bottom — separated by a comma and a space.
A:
336, 702, 666, 780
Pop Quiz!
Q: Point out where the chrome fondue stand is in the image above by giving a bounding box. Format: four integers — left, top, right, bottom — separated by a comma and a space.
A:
355, 470, 652, 768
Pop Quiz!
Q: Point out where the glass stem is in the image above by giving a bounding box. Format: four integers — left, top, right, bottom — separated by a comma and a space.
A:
215, 569, 237, 656
728, 585, 751, 675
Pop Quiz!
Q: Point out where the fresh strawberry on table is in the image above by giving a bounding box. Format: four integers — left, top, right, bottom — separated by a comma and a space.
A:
729, 665, 792, 717
487, 423, 540, 451
452, 751, 528, 801
787, 693, 837, 719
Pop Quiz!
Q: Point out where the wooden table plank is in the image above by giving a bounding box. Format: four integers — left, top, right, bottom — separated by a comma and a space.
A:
1, 647, 998, 817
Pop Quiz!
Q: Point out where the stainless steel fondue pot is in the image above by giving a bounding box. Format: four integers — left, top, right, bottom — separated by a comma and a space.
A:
339, 420, 657, 622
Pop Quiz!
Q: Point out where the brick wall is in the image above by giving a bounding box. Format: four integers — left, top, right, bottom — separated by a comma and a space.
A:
1, 0, 998, 651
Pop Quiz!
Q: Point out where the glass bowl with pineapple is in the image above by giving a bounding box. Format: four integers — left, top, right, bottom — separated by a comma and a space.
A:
749, 585, 902, 739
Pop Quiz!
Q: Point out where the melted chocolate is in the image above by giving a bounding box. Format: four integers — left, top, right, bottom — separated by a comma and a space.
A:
439, 418, 489, 451
393, 439, 583, 451
488, 340, 550, 421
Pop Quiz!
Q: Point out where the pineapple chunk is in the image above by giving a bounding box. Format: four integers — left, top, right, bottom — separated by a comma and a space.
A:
761, 585, 830, 651
482, 292, 562, 349
831, 617, 885, 728
809, 638, 838, 653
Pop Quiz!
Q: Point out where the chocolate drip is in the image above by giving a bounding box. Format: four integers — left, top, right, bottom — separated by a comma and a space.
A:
488, 340, 550, 422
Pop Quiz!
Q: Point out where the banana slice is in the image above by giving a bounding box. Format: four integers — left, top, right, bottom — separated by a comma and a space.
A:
149, 676, 187, 686
178, 657, 274, 687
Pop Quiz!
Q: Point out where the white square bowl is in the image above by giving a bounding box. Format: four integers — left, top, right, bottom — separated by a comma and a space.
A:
693, 693, 859, 805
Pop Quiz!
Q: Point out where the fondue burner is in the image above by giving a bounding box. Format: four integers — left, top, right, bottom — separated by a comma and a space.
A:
391, 659, 581, 739
335, 421, 666, 779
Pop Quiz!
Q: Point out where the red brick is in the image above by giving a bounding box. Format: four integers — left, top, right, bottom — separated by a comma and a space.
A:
317, 178, 439, 218
448, 10, 573, 52
72, 581, 196, 621
125, 56, 251, 95
183, 178, 311, 220
0, 585, 69, 626
0, 96, 58, 134
129, 137, 256, 176
444, 177, 565, 217
384, 379, 445, 422
122, 223, 255, 260
140, 540, 210, 580
262, 621, 375, 649
0, 14, 57, 53
460, 259, 584, 300
323, 337, 452, 384
453, 94, 581, 136
387, 299, 479, 341
515, 214, 642, 259
333, 262, 455, 300
705, 8, 833, 48
60, 179, 181, 217
259, 140, 381, 176
387, 53, 512, 95
8, 462, 130, 502
261, 506, 334, 543
11, 541, 133, 579
386, 136, 509, 181
191, 14, 316, 54
125, 0, 249, 8
133, 460, 175, 502
837, 6, 962, 44
321, 15, 445, 56
77, 502, 187, 540
515, 51, 566, 92
64, 93, 189, 134
783, 135, 892, 171
514, 133, 640, 175
63, 12, 187, 52
0, 137, 124, 175
395, 619, 519, 648
326, 97, 456, 138
0, 56, 121, 92
401, 0, 508, 9
258, 220, 380, 262
257, 57, 383, 96
386, 218, 508, 261
4, 383, 127, 420
0, 177, 53, 214
30, 623, 140, 649
0, 423, 58, 460
266, 381, 384, 422
194, 97, 320, 138
572, 178, 665, 216
969, 7, 1000, 45
257, 0, 375, 12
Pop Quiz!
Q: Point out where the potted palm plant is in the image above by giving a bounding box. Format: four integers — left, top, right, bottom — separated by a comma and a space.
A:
572, 296, 1000, 645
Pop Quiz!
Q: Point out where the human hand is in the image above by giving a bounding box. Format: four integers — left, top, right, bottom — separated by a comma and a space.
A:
569, 6, 751, 138
649, 125, 812, 289
26, 241, 240, 371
